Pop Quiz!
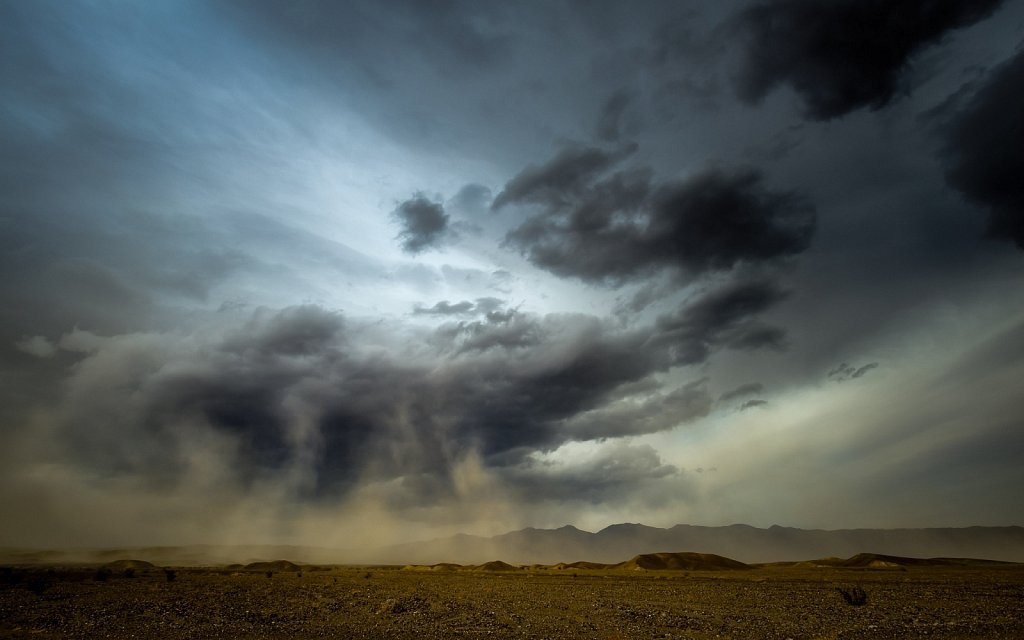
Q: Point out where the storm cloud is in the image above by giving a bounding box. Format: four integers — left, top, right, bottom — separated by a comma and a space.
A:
394, 195, 451, 253
27, 283, 786, 509
732, 0, 1005, 119
941, 49, 1024, 248
497, 147, 815, 284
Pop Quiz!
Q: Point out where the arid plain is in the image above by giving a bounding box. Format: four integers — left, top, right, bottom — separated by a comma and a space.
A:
3, 554, 1023, 639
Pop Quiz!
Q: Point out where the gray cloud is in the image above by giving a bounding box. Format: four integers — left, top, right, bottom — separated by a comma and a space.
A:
828, 362, 880, 382
504, 442, 690, 505
448, 183, 494, 216
28, 285, 785, 506
492, 145, 639, 211
394, 194, 451, 254
497, 146, 815, 284
561, 380, 713, 440
739, 399, 768, 411
13, 336, 58, 359
718, 382, 765, 404
595, 89, 634, 142
732, 0, 1005, 119
941, 49, 1024, 248
414, 300, 477, 316
650, 278, 791, 365
413, 297, 506, 317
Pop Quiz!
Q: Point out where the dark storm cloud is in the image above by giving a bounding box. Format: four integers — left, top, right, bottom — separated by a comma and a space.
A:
429, 309, 544, 354
941, 49, 1024, 248
226, 305, 346, 357
646, 169, 815, 274
496, 146, 815, 284
739, 399, 768, 411
561, 380, 713, 440
414, 300, 477, 316
41, 281, 786, 501
394, 195, 451, 254
413, 297, 506, 317
828, 362, 880, 382
731, 0, 1005, 119
649, 278, 790, 365
718, 382, 765, 404
491, 145, 638, 211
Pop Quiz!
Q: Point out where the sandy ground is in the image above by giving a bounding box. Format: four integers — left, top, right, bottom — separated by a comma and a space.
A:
2, 564, 1023, 639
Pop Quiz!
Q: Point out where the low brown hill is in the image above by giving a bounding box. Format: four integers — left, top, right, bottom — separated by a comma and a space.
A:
101, 559, 158, 571
565, 561, 614, 570
431, 563, 462, 571
839, 553, 1016, 568
243, 560, 301, 572
617, 552, 750, 571
475, 560, 519, 571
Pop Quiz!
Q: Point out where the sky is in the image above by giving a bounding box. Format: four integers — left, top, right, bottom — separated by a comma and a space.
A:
1, 0, 1023, 551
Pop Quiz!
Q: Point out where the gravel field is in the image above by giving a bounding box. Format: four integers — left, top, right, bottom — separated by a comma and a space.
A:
2, 564, 1023, 639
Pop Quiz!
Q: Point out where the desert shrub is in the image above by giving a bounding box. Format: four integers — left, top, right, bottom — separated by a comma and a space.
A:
837, 586, 868, 606
123, 568, 135, 579
164, 569, 177, 583
266, 571, 273, 579
94, 568, 111, 582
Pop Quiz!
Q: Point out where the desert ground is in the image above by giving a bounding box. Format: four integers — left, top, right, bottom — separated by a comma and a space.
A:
2, 558, 1023, 639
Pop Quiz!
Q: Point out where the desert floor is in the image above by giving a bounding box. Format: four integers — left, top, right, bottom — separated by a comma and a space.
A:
2, 563, 1023, 639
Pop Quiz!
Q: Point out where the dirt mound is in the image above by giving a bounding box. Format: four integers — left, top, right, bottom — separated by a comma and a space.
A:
474, 560, 519, 571
617, 552, 750, 571
244, 560, 301, 572
431, 563, 462, 571
101, 559, 158, 571
564, 561, 613, 570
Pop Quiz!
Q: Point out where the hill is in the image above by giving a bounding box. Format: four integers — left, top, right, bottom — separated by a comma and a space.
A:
101, 559, 159, 571
617, 552, 751, 571
243, 560, 301, 572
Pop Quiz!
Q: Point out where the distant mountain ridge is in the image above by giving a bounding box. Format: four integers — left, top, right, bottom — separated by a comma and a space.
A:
369, 523, 1024, 565
3, 524, 1023, 566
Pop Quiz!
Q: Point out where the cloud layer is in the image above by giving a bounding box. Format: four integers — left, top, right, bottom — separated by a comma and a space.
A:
2, 0, 1023, 549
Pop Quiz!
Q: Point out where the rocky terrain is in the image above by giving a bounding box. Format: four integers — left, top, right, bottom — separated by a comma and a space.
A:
2, 556, 1023, 639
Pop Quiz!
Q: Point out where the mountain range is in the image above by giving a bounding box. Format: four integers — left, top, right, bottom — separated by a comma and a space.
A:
4, 523, 1023, 566
367, 523, 1024, 565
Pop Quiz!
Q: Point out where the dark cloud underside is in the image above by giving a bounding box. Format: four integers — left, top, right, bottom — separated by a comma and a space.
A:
497, 146, 815, 284
733, 0, 1005, 119
941, 49, 1024, 248
718, 382, 765, 403
394, 194, 450, 253
43, 286, 788, 501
